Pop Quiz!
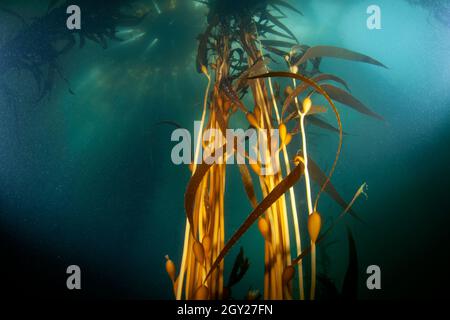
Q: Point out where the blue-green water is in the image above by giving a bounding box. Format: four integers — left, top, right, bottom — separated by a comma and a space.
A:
0, 0, 449, 299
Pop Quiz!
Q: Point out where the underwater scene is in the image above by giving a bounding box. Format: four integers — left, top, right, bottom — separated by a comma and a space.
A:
0, 0, 449, 301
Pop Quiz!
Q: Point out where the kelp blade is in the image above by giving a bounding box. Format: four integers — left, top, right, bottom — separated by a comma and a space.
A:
308, 156, 358, 218
249, 71, 343, 216
205, 163, 304, 281
271, 0, 303, 16
238, 164, 258, 209
320, 84, 384, 120
308, 115, 342, 135
282, 73, 351, 116
184, 161, 215, 237
294, 46, 387, 68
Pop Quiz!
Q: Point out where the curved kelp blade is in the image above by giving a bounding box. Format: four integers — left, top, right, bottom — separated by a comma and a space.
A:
282, 73, 351, 116
250, 71, 344, 213
205, 163, 304, 281
236, 58, 269, 90
294, 46, 387, 68
292, 185, 365, 266
196, 34, 208, 73
184, 110, 231, 238
265, 12, 298, 42
341, 227, 358, 300
308, 115, 342, 135
184, 162, 214, 237
268, 3, 287, 18
196, 24, 215, 73
320, 84, 384, 120
289, 115, 344, 136
312, 73, 351, 92
263, 45, 289, 57
238, 164, 258, 209
308, 156, 359, 219
259, 24, 294, 41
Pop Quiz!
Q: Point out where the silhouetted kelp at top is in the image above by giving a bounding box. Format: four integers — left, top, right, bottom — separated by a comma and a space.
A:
0, 0, 146, 102
138, 0, 204, 70
167, 0, 384, 300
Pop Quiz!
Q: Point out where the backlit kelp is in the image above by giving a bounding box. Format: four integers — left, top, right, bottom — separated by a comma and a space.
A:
166, 0, 385, 300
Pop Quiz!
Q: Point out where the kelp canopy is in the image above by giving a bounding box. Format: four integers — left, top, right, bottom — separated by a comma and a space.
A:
141, 0, 204, 70
0, 0, 146, 102
205, 0, 290, 21
167, 0, 385, 301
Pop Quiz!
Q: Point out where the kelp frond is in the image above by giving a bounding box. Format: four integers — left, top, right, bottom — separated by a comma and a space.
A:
170, 0, 384, 301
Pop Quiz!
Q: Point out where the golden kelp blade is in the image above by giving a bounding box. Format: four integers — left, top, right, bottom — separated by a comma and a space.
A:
184, 110, 246, 238
281, 73, 350, 118
249, 71, 343, 210
238, 164, 258, 209
235, 58, 269, 90
183, 100, 232, 237
184, 161, 215, 237
205, 163, 305, 282
294, 46, 388, 68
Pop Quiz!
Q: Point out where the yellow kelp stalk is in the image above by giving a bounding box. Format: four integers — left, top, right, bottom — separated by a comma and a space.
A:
167, 26, 299, 299
245, 35, 299, 300
167, 24, 304, 300
179, 99, 228, 300
165, 0, 382, 301
169, 39, 234, 300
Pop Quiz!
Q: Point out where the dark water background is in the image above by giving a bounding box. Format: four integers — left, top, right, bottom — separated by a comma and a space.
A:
0, 0, 449, 299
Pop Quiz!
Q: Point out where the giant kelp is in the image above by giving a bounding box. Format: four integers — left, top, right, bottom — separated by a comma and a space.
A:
166, 0, 385, 300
